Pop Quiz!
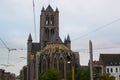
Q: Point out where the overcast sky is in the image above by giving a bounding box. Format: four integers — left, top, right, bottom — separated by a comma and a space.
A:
0, 0, 120, 75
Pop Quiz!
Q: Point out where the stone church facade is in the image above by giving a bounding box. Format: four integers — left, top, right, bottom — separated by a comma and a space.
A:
27, 5, 80, 80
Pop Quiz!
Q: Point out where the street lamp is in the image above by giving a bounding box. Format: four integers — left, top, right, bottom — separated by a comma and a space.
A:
67, 56, 74, 80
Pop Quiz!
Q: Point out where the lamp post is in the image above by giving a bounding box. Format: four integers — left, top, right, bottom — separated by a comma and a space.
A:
67, 56, 74, 80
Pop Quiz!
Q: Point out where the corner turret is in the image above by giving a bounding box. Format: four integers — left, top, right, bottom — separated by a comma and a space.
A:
64, 37, 67, 43
27, 33, 32, 52
27, 33, 33, 80
56, 7, 59, 12
64, 35, 71, 49
41, 7, 45, 12
28, 33, 32, 41
67, 35, 71, 42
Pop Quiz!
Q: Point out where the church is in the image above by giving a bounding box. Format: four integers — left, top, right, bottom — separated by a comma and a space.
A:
27, 5, 80, 80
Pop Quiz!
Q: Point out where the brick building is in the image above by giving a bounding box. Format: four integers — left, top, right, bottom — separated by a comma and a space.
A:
20, 66, 27, 80
0, 69, 16, 80
89, 54, 120, 80
99, 54, 120, 80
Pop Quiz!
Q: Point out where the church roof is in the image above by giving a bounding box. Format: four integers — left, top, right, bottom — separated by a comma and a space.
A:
32, 43, 41, 52
46, 5, 54, 12
67, 35, 71, 42
55, 8, 59, 12
99, 54, 120, 66
28, 33, 32, 41
49, 32, 63, 44
41, 7, 45, 12
37, 43, 71, 56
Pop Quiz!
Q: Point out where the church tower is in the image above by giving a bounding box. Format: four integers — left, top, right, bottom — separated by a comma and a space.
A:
40, 5, 59, 48
26, 4, 80, 80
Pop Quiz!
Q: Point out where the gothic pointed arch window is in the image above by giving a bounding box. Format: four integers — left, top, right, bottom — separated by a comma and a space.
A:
41, 58, 47, 72
59, 57, 64, 78
46, 15, 49, 25
54, 58, 57, 69
50, 15, 54, 26
45, 28, 49, 40
51, 29, 54, 37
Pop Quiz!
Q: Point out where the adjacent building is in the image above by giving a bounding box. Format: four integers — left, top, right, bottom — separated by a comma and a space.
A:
88, 54, 120, 80
20, 66, 27, 80
0, 69, 16, 80
99, 54, 120, 80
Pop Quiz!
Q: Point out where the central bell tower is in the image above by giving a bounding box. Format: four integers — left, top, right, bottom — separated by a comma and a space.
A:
40, 5, 59, 48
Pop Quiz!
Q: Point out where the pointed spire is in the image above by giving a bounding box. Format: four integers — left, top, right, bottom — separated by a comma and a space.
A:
55, 7, 59, 12
41, 7, 45, 12
67, 35, 71, 42
64, 37, 67, 43
28, 33, 32, 41
46, 5, 54, 12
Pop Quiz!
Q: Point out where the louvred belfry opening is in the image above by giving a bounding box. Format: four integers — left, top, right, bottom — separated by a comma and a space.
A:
40, 5, 59, 48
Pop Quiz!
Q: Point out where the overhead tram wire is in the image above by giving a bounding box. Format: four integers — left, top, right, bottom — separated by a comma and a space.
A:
72, 18, 120, 41
33, 0, 37, 41
75, 47, 120, 51
0, 37, 16, 67
0, 38, 10, 51
0, 38, 26, 68
73, 46, 120, 53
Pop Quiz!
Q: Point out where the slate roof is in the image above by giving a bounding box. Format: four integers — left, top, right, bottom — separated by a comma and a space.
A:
28, 34, 32, 41
32, 43, 41, 52
41, 7, 45, 12
67, 35, 71, 42
49, 32, 63, 44
100, 54, 120, 66
55, 8, 59, 12
46, 5, 53, 12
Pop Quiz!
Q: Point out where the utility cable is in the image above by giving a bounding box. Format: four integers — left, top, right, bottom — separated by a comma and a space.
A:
72, 18, 120, 41
0, 37, 17, 65
74, 47, 120, 53
0, 37, 9, 51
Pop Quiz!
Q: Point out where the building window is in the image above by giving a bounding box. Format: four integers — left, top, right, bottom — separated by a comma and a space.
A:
54, 58, 57, 69
116, 68, 118, 72
59, 57, 64, 78
50, 15, 54, 26
107, 68, 109, 73
46, 15, 49, 25
51, 29, 54, 38
119, 68, 120, 72
45, 28, 49, 40
41, 58, 47, 72
111, 68, 113, 73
